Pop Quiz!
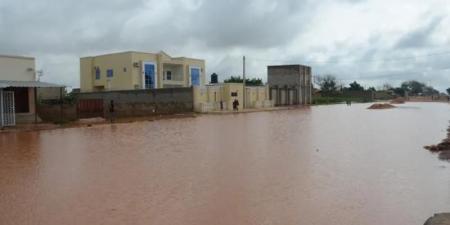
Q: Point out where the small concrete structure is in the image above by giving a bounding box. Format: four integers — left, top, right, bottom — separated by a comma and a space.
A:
424, 213, 450, 225
193, 83, 273, 113
0, 55, 62, 127
268, 64, 312, 106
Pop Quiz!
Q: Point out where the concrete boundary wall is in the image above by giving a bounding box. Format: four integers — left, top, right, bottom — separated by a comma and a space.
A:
75, 88, 193, 118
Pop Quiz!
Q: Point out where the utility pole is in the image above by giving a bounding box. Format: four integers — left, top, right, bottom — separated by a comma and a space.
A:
243, 56, 246, 109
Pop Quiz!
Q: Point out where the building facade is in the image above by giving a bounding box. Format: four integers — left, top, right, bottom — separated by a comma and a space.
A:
268, 65, 312, 106
193, 83, 273, 113
0, 55, 61, 126
80, 51, 205, 92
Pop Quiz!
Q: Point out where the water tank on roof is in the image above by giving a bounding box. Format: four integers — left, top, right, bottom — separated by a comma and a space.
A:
210, 73, 218, 84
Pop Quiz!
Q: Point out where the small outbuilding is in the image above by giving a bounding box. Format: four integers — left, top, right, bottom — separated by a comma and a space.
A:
268, 64, 313, 106
0, 55, 63, 127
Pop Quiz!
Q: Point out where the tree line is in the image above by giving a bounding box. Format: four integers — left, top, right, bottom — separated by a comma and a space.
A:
315, 75, 450, 97
223, 76, 264, 86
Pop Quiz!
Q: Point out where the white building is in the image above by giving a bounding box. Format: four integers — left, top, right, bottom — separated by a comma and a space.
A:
0, 55, 62, 127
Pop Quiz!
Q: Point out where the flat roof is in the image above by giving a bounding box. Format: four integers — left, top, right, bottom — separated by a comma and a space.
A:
268, 64, 311, 68
0, 80, 64, 88
0, 54, 35, 60
80, 51, 204, 61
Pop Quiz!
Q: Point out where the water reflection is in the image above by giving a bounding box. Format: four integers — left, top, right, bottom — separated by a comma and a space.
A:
1, 102, 449, 225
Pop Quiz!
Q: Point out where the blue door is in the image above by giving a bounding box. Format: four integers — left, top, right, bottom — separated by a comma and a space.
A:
190, 68, 200, 86
144, 64, 156, 89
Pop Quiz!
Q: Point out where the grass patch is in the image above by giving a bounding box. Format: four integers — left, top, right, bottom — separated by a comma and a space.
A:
312, 96, 373, 105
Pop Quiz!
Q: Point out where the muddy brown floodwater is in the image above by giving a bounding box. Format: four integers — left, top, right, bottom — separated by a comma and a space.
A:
1, 102, 450, 225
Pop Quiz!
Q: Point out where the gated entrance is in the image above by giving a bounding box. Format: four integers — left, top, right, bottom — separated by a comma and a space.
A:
77, 99, 104, 119
0, 90, 16, 127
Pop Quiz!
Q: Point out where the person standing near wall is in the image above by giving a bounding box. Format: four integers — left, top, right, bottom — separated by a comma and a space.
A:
233, 99, 239, 111
109, 100, 115, 123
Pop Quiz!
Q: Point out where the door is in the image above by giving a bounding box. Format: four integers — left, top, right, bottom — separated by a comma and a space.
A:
144, 63, 157, 89
280, 89, 287, 105
1, 91, 16, 126
13, 87, 29, 113
289, 89, 295, 105
190, 67, 200, 86
270, 89, 277, 105
77, 99, 104, 119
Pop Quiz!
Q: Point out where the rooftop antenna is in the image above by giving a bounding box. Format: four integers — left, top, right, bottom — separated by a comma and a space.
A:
36, 70, 44, 81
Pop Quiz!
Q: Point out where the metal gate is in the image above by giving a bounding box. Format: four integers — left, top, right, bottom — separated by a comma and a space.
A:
77, 99, 104, 119
1, 90, 16, 127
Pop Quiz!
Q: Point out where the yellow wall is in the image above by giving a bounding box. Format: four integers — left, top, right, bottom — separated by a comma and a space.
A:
193, 84, 272, 113
80, 57, 94, 92
80, 51, 205, 92
223, 83, 244, 111
0, 55, 36, 81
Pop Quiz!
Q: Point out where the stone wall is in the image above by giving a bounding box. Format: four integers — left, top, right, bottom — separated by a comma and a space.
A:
37, 104, 77, 122
75, 88, 193, 118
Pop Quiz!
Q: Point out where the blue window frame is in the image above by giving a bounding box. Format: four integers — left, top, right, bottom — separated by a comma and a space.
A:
190, 68, 200, 86
95, 68, 101, 80
107, 69, 114, 78
144, 64, 156, 89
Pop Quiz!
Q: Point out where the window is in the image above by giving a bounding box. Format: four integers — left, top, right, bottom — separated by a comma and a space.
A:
166, 71, 172, 80
95, 68, 101, 80
107, 69, 114, 78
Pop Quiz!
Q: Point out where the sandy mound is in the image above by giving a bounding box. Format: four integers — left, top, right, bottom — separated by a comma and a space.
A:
368, 103, 396, 110
425, 124, 450, 161
77, 117, 106, 124
390, 98, 406, 104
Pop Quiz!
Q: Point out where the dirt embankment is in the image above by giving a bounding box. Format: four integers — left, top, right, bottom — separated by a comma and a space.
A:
390, 97, 406, 104
368, 103, 396, 110
425, 124, 450, 161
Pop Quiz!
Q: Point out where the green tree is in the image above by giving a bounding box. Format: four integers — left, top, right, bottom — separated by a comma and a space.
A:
400, 80, 426, 96
422, 86, 439, 96
317, 75, 337, 94
367, 87, 376, 92
348, 81, 364, 91
224, 76, 263, 86
382, 83, 393, 91
393, 87, 406, 97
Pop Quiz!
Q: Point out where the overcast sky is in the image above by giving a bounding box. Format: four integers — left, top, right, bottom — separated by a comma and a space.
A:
1, 0, 449, 91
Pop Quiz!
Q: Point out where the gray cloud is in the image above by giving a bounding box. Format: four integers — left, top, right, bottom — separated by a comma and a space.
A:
395, 16, 443, 49
0, 0, 449, 91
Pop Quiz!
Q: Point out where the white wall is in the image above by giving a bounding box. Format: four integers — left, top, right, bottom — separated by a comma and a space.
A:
0, 55, 36, 81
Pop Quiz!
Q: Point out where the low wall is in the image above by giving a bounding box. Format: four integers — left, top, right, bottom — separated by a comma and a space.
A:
374, 91, 395, 100
409, 96, 450, 102
319, 91, 374, 101
75, 88, 193, 118
341, 90, 374, 100
37, 104, 77, 122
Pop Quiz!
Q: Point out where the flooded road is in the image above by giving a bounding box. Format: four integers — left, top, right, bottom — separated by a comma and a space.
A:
1, 102, 450, 225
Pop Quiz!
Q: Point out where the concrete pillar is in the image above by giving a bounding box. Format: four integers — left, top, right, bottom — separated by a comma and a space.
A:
277, 88, 281, 106
298, 86, 303, 105
286, 87, 290, 105
0, 89, 3, 127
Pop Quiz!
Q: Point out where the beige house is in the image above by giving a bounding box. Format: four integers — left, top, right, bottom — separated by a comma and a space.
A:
0, 55, 62, 126
193, 83, 273, 113
80, 51, 205, 92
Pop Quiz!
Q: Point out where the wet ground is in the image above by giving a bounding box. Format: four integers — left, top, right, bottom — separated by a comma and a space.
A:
1, 102, 450, 225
